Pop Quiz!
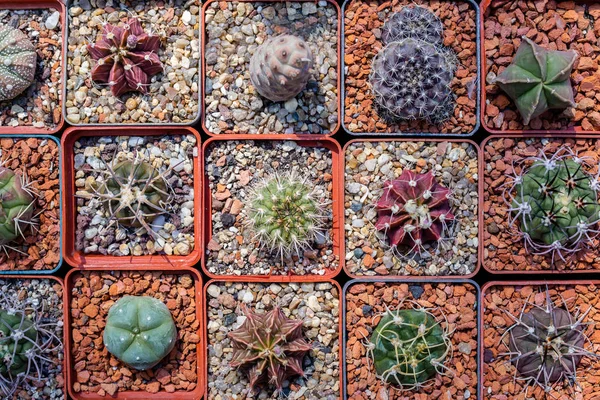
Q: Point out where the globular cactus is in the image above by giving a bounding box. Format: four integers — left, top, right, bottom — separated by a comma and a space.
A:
228, 305, 311, 393
381, 6, 443, 45
375, 170, 454, 256
507, 147, 600, 262
0, 310, 38, 376
246, 170, 328, 260
495, 37, 577, 125
88, 17, 163, 97
103, 295, 177, 371
249, 34, 314, 102
0, 167, 35, 245
0, 25, 37, 102
367, 307, 452, 390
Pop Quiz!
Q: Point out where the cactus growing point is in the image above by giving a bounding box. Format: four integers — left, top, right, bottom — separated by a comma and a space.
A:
0, 25, 37, 102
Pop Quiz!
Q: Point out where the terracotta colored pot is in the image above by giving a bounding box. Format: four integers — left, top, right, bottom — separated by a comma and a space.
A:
201, 134, 344, 281
0, 0, 66, 134
61, 126, 202, 269
201, 0, 342, 137
64, 266, 205, 400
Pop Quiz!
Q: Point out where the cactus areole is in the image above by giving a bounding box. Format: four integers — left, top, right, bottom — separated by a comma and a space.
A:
0, 310, 38, 376
0, 25, 37, 101
103, 296, 177, 371
0, 167, 35, 244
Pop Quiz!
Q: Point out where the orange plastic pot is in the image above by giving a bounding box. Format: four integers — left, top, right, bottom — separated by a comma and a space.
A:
201, 134, 344, 282
0, 0, 66, 135
200, 0, 342, 137
64, 266, 205, 400
203, 278, 343, 399
342, 138, 483, 280
61, 126, 202, 269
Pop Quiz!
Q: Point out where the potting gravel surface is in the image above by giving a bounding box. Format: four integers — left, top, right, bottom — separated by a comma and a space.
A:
204, 1, 339, 134
69, 271, 199, 395
343, 0, 478, 134
345, 281, 478, 399
0, 9, 63, 130
205, 140, 338, 277
345, 141, 479, 277
0, 138, 61, 272
483, 137, 600, 272
66, 0, 200, 124
483, 283, 600, 399
206, 281, 340, 399
484, 1, 600, 131
74, 135, 196, 257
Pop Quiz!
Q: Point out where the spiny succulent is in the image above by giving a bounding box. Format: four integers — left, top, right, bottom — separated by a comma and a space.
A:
0, 25, 37, 102
88, 17, 163, 97
375, 170, 455, 256
245, 170, 328, 260
103, 296, 177, 370
249, 34, 314, 102
506, 147, 600, 263
228, 305, 311, 393
0, 167, 36, 248
495, 36, 577, 125
381, 6, 443, 46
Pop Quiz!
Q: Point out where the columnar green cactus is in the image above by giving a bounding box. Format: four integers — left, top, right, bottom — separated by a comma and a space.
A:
0, 167, 35, 245
103, 296, 177, 371
495, 37, 577, 125
0, 25, 37, 101
0, 310, 37, 376
249, 34, 314, 102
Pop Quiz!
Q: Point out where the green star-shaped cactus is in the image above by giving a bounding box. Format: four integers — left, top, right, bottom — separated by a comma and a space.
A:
495, 37, 577, 125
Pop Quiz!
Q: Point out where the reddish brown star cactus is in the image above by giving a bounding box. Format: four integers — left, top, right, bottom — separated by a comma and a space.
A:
87, 17, 163, 97
375, 170, 454, 254
228, 305, 311, 393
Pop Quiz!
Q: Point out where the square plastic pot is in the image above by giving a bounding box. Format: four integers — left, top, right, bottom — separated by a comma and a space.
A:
61, 126, 202, 269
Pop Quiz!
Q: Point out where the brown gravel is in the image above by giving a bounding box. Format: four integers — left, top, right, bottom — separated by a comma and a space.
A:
69, 270, 200, 396
344, 0, 478, 134
0, 138, 60, 272
345, 281, 478, 399
483, 283, 600, 399
483, 137, 600, 272
484, 1, 600, 131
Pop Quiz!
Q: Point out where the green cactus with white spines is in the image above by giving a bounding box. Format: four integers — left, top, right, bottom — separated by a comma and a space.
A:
0, 167, 35, 246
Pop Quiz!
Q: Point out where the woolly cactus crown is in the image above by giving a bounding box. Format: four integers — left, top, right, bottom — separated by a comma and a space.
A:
0, 25, 37, 101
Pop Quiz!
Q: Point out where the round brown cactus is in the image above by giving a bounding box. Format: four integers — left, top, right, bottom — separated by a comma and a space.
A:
249, 34, 314, 102
0, 25, 37, 101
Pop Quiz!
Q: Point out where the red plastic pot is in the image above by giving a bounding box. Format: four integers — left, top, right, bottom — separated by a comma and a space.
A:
64, 266, 205, 400
0, 0, 66, 135
61, 126, 202, 269
342, 138, 483, 280
203, 278, 343, 399
201, 134, 344, 282
200, 0, 342, 137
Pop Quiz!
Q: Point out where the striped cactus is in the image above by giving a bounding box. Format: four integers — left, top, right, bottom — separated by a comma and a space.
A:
0, 25, 37, 101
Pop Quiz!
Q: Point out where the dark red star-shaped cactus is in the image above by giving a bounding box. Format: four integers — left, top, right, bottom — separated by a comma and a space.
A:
87, 18, 163, 97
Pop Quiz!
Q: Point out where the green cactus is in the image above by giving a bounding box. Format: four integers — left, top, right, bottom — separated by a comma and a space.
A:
0, 25, 37, 101
0, 167, 35, 245
103, 296, 177, 370
495, 36, 577, 125
369, 308, 451, 389
0, 310, 37, 376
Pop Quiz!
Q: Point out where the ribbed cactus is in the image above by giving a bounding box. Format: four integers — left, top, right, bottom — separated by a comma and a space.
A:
0, 310, 37, 376
0, 25, 37, 101
0, 167, 35, 245
249, 34, 314, 102
381, 6, 443, 45
88, 17, 163, 97
375, 170, 454, 255
368, 307, 451, 389
228, 305, 311, 393
103, 296, 177, 371
495, 37, 577, 125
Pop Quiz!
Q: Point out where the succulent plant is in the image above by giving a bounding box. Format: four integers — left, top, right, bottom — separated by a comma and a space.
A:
88, 17, 163, 97
507, 147, 600, 262
381, 6, 443, 45
375, 170, 454, 256
0, 310, 38, 377
495, 36, 577, 125
0, 167, 35, 247
228, 305, 311, 393
246, 170, 328, 260
0, 25, 37, 102
103, 295, 177, 371
249, 34, 314, 102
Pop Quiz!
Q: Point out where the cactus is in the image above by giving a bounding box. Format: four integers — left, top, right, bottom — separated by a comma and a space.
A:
381, 6, 443, 45
375, 170, 454, 256
0, 167, 35, 246
228, 305, 311, 393
88, 17, 163, 97
245, 170, 328, 260
103, 295, 177, 371
0, 310, 38, 376
506, 147, 600, 263
249, 34, 314, 102
367, 306, 452, 390
0, 25, 37, 101
495, 37, 577, 125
